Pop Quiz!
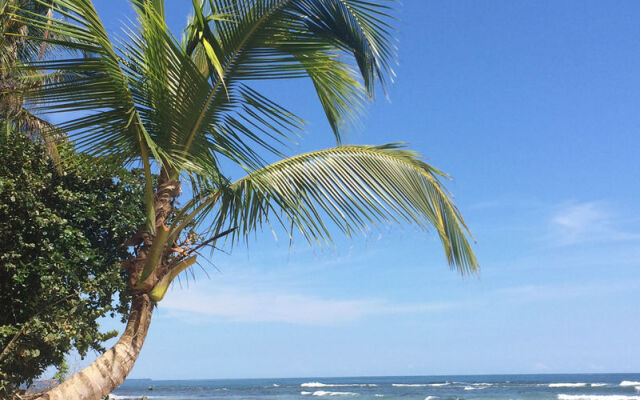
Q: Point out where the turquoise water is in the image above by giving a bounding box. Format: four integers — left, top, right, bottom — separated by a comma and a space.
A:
110, 373, 640, 400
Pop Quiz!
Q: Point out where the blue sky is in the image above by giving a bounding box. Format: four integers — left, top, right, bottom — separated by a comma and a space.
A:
64, 1, 640, 378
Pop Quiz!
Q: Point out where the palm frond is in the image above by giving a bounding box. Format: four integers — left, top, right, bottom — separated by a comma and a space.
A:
195, 144, 477, 274
126, 0, 304, 173
183, 0, 397, 149
289, 0, 397, 95
9, 0, 151, 159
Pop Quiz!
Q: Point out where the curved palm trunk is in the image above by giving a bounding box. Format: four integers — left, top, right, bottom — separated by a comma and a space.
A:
35, 176, 179, 400
37, 294, 154, 400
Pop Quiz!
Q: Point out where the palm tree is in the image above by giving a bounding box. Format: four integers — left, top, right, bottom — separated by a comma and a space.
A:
9, 0, 478, 399
1, 0, 65, 165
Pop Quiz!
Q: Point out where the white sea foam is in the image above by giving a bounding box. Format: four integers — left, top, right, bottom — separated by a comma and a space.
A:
591, 384, 608, 387
311, 390, 359, 396
374, 395, 384, 398
392, 384, 426, 387
392, 383, 448, 387
302, 382, 376, 388
464, 385, 488, 390
273, 384, 280, 387
425, 397, 439, 400
302, 391, 312, 395
558, 395, 640, 400
621, 382, 640, 387
550, 383, 589, 388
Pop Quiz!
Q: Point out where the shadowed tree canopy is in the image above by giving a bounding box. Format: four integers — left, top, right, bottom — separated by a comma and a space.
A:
6, 0, 478, 398
0, 131, 148, 396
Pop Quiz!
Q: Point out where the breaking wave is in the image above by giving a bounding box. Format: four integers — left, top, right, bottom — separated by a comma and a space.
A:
311, 390, 359, 396
550, 383, 589, 388
392, 383, 449, 387
464, 385, 489, 390
302, 382, 376, 388
108, 396, 170, 400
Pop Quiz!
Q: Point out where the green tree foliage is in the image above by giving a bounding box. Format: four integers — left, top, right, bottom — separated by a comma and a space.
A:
0, 131, 146, 395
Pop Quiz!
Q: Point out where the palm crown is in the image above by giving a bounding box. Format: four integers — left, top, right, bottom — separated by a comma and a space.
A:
11, 0, 477, 289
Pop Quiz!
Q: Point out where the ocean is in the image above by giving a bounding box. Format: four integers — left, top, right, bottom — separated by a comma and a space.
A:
109, 373, 640, 400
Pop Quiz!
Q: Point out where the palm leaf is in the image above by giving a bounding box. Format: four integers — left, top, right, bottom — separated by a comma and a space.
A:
9, 0, 153, 157
182, 0, 397, 155
194, 144, 477, 274
289, 0, 397, 95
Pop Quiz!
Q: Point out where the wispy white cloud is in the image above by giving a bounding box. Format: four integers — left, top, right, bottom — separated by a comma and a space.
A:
549, 201, 640, 245
159, 285, 456, 325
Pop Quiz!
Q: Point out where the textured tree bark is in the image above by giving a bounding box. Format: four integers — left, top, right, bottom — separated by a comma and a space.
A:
36, 294, 154, 400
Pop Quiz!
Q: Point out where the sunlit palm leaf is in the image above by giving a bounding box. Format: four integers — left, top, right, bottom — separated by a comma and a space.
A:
199, 144, 477, 274
185, 0, 397, 148
289, 0, 396, 95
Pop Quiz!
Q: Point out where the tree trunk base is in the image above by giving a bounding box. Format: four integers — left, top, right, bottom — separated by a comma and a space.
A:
36, 294, 153, 400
